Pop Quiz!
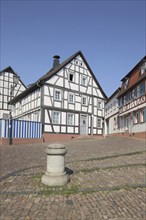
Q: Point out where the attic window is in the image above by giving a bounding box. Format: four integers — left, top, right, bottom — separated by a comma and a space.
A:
123, 78, 129, 89
68, 71, 74, 82
81, 76, 86, 86
140, 61, 146, 75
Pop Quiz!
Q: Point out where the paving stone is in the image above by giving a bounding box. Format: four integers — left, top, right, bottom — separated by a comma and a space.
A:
1, 137, 146, 219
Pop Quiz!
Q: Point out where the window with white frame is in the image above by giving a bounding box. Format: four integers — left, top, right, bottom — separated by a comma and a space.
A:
81, 75, 86, 86
113, 117, 116, 130
98, 101, 102, 109
67, 113, 74, 125
54, 89, 61, 101
68, 93, 74, 103
52, 111, 60, 124
82, 96, 87, 105
140, 109, 144, 123
134, 111, 139, 124
97, 118, 102, 128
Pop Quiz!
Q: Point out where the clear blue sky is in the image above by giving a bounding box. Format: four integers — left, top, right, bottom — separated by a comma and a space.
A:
1, 0, 145, 97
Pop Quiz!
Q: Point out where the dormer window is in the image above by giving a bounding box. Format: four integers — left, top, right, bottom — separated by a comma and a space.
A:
140, 61, 146, 75
123, 78, 129, 89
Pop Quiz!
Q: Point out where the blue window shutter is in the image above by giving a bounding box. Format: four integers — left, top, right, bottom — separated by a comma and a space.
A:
140, 82, 145, 95
138, 110, 140, 123
134, 88, 137, 98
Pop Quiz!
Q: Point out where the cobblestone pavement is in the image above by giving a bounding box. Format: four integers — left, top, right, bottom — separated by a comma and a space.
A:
0, 136, 146, 219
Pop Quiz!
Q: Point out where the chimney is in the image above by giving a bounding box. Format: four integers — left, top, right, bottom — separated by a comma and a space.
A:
53, 55, 60, 68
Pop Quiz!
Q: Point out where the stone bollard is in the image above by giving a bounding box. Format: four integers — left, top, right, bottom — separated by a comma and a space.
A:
41, 143, 69, 186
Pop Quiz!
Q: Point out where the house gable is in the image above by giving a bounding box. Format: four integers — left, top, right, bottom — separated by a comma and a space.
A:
45, 52, 107, 100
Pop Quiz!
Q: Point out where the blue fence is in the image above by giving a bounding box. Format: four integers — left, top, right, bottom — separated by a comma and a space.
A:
0, 119, 42, 139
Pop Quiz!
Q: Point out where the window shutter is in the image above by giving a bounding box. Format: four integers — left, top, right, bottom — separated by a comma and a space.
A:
140, 82, 145, 95
138, 110, 140, 123
144, 108, 146, 122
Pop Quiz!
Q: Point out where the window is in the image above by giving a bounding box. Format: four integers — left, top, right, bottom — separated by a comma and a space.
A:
131, 88, 137, 99
126, 92, 130, 103
97, 118, 102, 128
68, 93, 74, 103
68, 71, 74, 82
140, 62, 146, 75
52, 111, 60, 124
113, 101, 116, 110
67, 113, 74, 125
140, 109, 144, 123
105, 108, 107, 115
123, 78, 129, 89
81, 76, 86, 86
98, 101, 102, 109
82, 96, 87, 105
54, 89, 61, 101
113, 117, 117, 130
134, 111, 139, 124
110, 104, 112, 112
139, 82, 145, 96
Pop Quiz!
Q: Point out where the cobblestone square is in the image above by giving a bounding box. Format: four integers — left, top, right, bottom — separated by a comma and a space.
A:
0, 136, 146, 219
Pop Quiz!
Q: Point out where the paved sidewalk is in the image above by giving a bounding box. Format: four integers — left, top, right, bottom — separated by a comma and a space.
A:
0, 136, 146, 219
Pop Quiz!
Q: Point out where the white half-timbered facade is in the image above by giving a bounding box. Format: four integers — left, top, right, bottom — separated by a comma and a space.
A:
10, 51, 107, 140
0, 66, 26, 119
105, 88, 121, 136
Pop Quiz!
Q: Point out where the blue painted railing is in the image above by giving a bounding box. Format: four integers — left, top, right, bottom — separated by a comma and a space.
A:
0, 119, 42, 138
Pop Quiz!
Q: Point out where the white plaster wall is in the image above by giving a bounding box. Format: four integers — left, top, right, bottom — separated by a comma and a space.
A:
67, 127, 74, 133
44, 96, 52, 106
61, 126, 66, 132
62, 112, 66, 124
45, 125, 52, 132
54, 101, 62, 108
75, 103, 81, 111
53, 126, 60, 133
64, 100, 68, 108
70, 83, 78, 91
75, 114, 79, 126
132, 122, 146, 133
45, 110, 50, 123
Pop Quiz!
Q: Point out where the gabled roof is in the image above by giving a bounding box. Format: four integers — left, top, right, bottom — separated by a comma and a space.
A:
106, 87, 121, 103
0, 66, 27, 89
120, 56, 146, 82
117, 55, 146, 98
10, 50, 107, 104
0, 66, 16, 75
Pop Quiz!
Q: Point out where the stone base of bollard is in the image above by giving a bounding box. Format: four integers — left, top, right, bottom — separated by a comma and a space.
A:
41, 172, 69, 186
41, 143, 70, 186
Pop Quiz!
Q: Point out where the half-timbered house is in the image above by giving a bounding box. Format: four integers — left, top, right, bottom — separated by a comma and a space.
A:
105, 88, 121, 136
10, 51, 107, 141
117, 56, 146, 138
0, 66, 26, 119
